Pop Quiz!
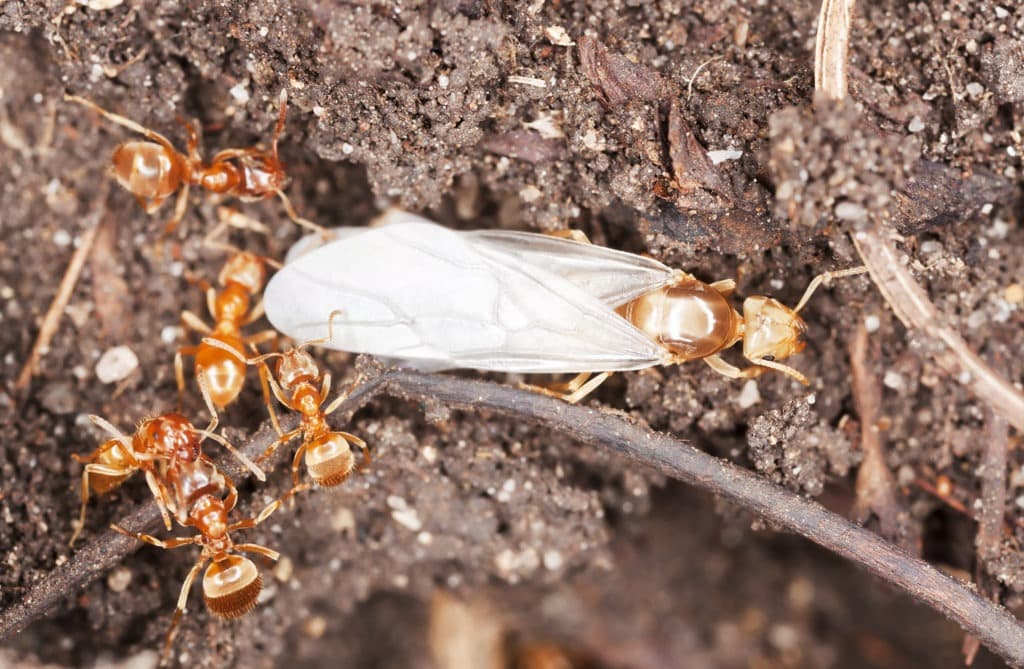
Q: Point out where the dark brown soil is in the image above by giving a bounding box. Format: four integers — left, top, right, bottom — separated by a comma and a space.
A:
0, 1, 1021, 667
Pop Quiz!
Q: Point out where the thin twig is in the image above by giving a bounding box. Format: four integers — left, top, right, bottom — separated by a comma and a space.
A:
849, 322, 911, 547
967, 407, 1010, 664
852, 230, 1024, 432
814, 0, 856, 101
3, 369, 1024, 666
15, 183, 110, 391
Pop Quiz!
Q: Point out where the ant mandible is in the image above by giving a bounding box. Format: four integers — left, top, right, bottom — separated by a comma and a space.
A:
64, 89, 320, 235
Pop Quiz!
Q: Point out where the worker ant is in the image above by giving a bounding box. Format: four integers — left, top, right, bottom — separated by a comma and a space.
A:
203, 311, 370, 488
71, 412, 264, 545
112, 454, 308, 664
64, 90, 320, 235
175, 208, 281, 433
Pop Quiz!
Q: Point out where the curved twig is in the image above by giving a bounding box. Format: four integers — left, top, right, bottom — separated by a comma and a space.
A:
3, 368, 1024, 665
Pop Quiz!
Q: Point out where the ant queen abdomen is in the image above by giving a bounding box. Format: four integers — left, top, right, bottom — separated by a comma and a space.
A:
619, 280, 742, 361
111, 141, 185, 208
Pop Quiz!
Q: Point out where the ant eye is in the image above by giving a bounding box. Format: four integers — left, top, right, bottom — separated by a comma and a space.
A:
762, 355, 776, 362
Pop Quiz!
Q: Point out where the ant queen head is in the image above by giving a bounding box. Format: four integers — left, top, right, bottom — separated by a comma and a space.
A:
741, 296, 808, 365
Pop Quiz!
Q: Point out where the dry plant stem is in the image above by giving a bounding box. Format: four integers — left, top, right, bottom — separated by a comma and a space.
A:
977, 408, 1009, 561
4, 370, 1024, 666
815, 0, 856, 101
848, 322, 906, 543
852, 230, 1024, 432
14, 183, 110, 391
966, 408, 1010, 665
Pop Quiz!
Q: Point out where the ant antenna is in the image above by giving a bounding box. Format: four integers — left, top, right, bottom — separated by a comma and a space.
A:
793, 267, 868, 313
192, 428, 266, 482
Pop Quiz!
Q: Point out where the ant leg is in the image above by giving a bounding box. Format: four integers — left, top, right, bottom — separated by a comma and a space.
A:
234, 543, 281, 562
174, 347, 199, 413
162, 183, 190, 237
792, 266, 868, 313
111, 524, 198, 549
64, 95, 178, 153
545, 229, 592, 244
703, 354, 809, 386
275, 189, 325, 234
195, 374, 221, 435
204, 287, 218, 321
70, 462, 130, 546
270, 88, 288, 157
242, 328, 277, 347
291, 442, 309, 488
519, 371, 612, 404
258, 427, 303, 466
144, 470, 176, 531
339, 431, 371, 472
709, 278, 736, 297
257, 360, 283, 437
161, 557, 208, 668
228, 482, 312, 533
181, 310, 213, 336
323, 372, 367, 416
194, 428, 266, 482
178, 117, 202, 162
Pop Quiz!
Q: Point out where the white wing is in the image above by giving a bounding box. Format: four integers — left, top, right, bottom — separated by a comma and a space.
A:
465, 230, 676, 306
265, 220, 667, 373
285, 209, 677, 307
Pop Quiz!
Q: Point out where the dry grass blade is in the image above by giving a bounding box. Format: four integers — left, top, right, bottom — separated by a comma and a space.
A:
814, 0, 856, 101
15, 183, 110, 391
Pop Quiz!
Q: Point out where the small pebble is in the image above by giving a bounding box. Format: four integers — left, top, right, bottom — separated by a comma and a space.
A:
302, 616, 327, 639
391, 507, 423, 531
707, 149, 743, 165
834, 201, 867, 222
106, 566, 132, 593
883, 371, 904, 391
1005, 283, 1023, 304
864, 314, 881, 333
95, 346, 138, 384
908, 116, 925, 133
736, 380, 761, 409
229, 82, 250, 103
273, 556, 293, 582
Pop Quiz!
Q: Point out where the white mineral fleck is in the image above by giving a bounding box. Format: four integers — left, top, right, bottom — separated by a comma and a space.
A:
95, 346, 138, 383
